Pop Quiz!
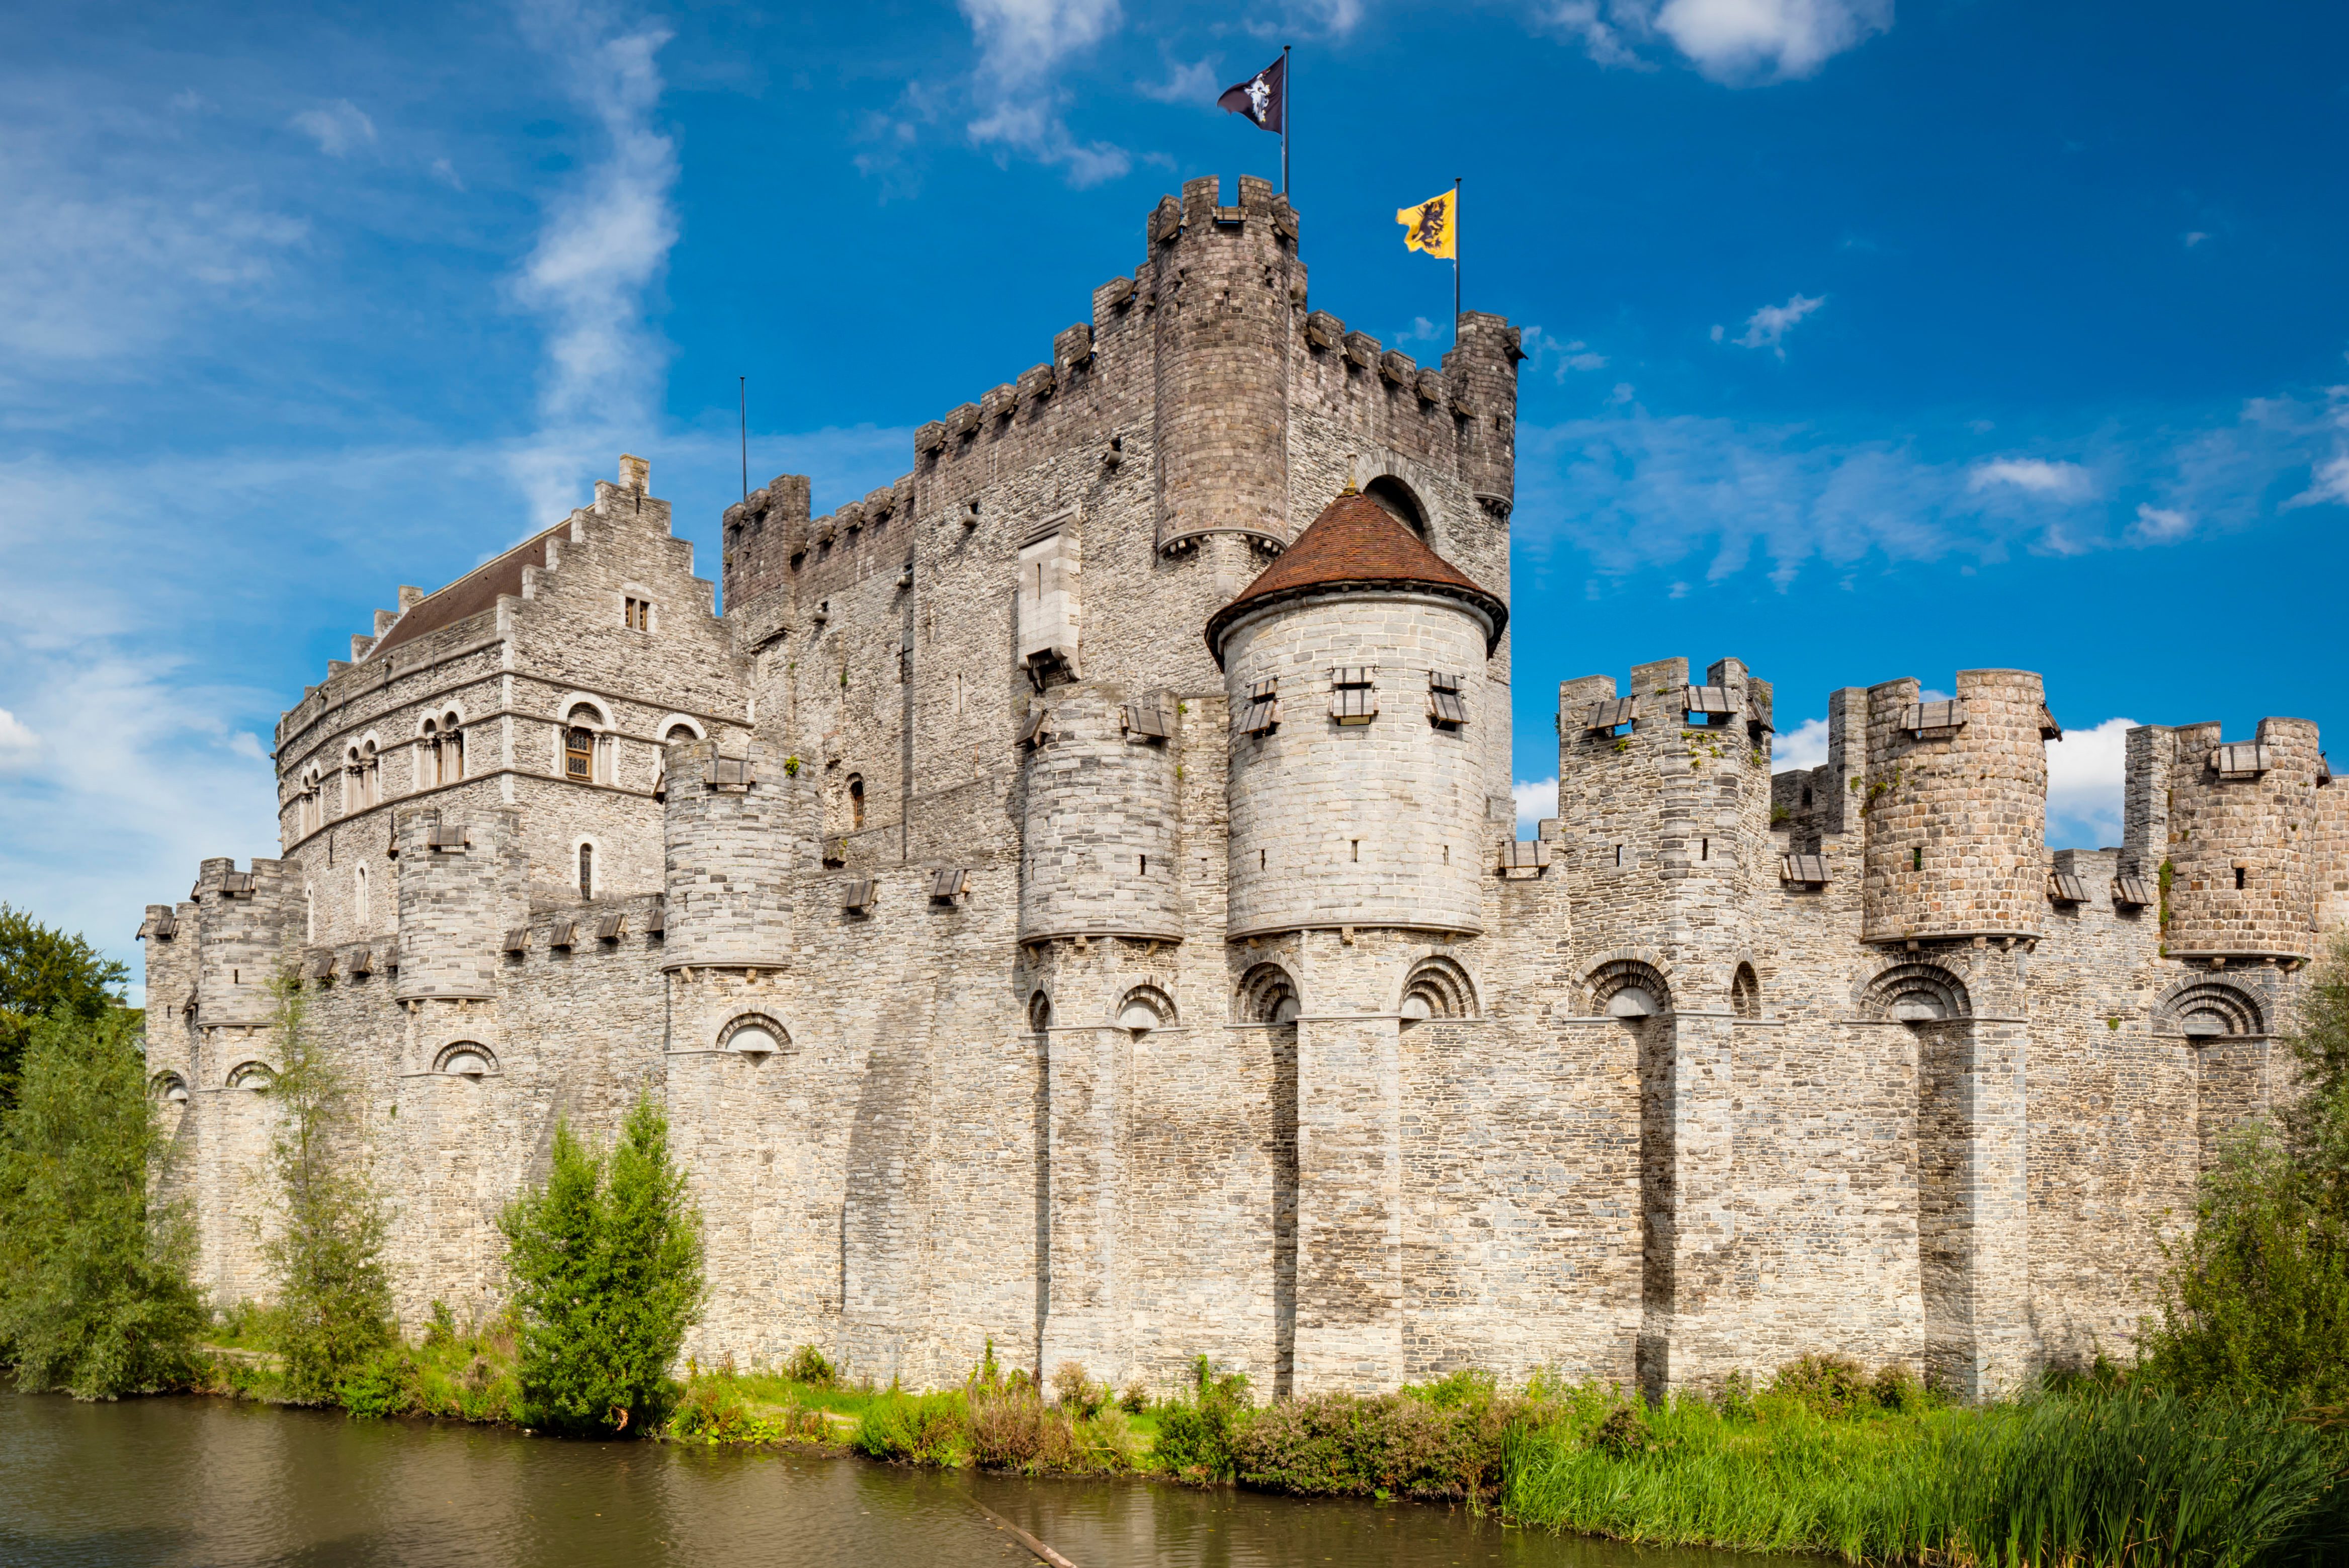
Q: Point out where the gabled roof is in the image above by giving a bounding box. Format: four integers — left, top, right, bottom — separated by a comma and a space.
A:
366, 520, 571, 659
1204, 491, 1507, 666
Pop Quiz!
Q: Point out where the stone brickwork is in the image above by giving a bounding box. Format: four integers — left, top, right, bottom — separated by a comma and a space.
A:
137, 180, 2348, 1405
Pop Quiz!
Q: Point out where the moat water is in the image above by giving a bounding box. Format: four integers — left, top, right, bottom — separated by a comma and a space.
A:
0, 1393, 1775, 1568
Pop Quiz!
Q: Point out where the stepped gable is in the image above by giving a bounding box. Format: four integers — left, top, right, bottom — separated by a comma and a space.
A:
1203, 490, 1508, 667
366, 519, 570, 658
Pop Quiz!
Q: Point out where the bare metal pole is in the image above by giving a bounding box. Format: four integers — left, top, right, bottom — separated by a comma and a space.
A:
738, 376, 747, 503
1452, 177, 1462, 341
1282, 44, 1291, 198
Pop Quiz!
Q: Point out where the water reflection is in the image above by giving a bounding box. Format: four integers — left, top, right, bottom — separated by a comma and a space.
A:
1, 1394, 1767, 1568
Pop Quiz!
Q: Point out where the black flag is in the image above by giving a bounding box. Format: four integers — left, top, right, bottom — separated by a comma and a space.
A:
1217, 54, 1285, 134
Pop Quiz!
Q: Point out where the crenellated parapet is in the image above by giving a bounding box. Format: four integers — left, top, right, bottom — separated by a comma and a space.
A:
2149, 716, 2325, 963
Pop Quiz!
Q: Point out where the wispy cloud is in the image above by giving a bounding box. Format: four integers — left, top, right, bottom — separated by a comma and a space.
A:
1714, 291, 1825, 357
510, 0, 682, 511
289, 99, 376, 157
1135, 52, 1219, 104
1540, 0, 1890, 82
959, 0, 1129, 186
1970, 457, 2093, 499
1516, 387, 2349, 588
1523, 325, 1610, 379
2183, 231, 2210, 248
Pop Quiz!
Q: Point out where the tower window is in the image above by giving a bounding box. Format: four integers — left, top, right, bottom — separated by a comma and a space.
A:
578, 842, 595, 899
2235, 866, 2247, 890
1701, 838, 1709, 861
1913, 847, 1924, 872
625, 596, 653, 632
1352, 839, 1361, 863
848, 775, 866, 831
1615, 844, 1624, 868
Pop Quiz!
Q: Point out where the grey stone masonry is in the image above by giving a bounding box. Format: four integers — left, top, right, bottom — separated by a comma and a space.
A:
138, 181, 2349, 1406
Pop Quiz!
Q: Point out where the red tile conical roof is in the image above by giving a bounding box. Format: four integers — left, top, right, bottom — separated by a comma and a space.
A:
1204, 491, 1507, 667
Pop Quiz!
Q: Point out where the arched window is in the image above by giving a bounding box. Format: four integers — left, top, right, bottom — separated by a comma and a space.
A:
1364, 475, 1429, 538
664, 723, 698, 744
2161, 981, 2263, 1039
564, 706, 598, 782
720, 1013, 789, 1057
355, 864, 371, 926
226, 1061, 276, 1092
1731, 963, 1761, 1019
1237, 963, 1302, 1024
1116, 984, 1175, 1035
848, 775, 866, 831
1028, 990, 1054, 1032
1863, 962, 1971, 1023
439, 712, 464, 784
436, 1041, 494, 1077
150, 1070, 190, 1105
1399, 956, 1477, 1021
577, 842, 595, 900
1589, 958, 1671, 1018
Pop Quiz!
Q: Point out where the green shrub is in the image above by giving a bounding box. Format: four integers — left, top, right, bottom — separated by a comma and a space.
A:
1233, 1384, 1524, 1504
1153, 1355, 1254, 1483
0, 1008, 205, 1397
339, 1349, 416, 1419
502, 1099, 705, 1436
852, 1387, 972, 1466
261, 977, 393, 1405
784, 1343, 836, 1387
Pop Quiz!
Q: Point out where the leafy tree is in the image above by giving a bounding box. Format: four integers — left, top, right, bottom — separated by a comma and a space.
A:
260, 976, 392, 1404
502, 1099, 704, 1435
0, 904, 132, 1109
0, 1008, 204, 1397
2143, 931, 2349, 1406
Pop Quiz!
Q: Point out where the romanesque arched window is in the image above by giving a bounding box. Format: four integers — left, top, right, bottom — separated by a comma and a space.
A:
1589, 958, 1671, 1018
436, 1041, 495, 1077
848, 774, 866, 831
1732, 963, 1761, 1019
1863, 962, 1971, 1023
720, 1013, 788, 1057
2161, 980, 2264, 1039
576, 841, 596, 900
1117, 984, 1175, 1035
1028, 990, 1054, 1032
1237, 963, 1301, 1024
1400, 956, 1477, 1021
565, 706, 599, 782
355, 863, 371, 926
1365, 474, 1429, 538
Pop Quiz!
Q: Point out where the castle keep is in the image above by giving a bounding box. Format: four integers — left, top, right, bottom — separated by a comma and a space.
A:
137, 177, 2347, 1400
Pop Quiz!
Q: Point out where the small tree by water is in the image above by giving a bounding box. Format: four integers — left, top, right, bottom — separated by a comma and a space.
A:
2143, 930, 2349, 1407
0, 1008, 204, 1397
261, 976, 393, 1404
501, 1099, 704, 1436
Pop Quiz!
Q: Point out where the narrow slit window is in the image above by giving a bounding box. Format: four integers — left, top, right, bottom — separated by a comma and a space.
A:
1352, 839, 1360, 863
1912, 847, 1924, 872
1701, 838, 1709, 861
578, 842, 595, 899
848, 775, 866, 831
2235, 866, 2247, 890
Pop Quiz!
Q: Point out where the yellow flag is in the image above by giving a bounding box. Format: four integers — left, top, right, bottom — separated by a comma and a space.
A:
1397, 188, 1456, 259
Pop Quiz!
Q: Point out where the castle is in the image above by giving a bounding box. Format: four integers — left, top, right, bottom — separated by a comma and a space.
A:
136, 176, 2348, 1402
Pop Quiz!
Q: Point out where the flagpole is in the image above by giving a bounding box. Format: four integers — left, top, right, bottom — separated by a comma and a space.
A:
738, 377, 748, 504
1452, 177, 1461, 340
1281, 44, 1291, 198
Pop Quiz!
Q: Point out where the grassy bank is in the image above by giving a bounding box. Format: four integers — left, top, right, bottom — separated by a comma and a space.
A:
188, 1321, 2349, 1565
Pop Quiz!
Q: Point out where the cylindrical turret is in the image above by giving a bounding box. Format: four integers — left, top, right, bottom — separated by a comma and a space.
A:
2164, 716, 2322, 961
1210, 492, 1505, 939
1151, 174, 1298, 553
1443, 312, 1520, 509
1018, 684, 1183, 944
660, 736, 812, 969
193, 858, 293, 1027
394, 807, 521, 1000
1861, 670, 2052, 944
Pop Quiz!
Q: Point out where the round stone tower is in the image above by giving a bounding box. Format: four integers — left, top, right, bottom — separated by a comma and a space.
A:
1018, 684, 1184, 944
660, 735, 812, 970
1861, 669, 2055, 944
2163, 716, 2322, 962
1207, 490, 1507, 939
1150, 174, 1299, 554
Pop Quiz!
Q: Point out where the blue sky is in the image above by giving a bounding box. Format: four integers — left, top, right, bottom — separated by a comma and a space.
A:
5, 1, 2346, 996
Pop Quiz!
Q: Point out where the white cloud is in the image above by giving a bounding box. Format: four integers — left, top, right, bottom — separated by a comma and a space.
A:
1135, 54, 1219, 104
2131, 502, 2191, 541
511, 2, 681, 466
1542, 0, 1888, 81
1653, 0, 1891, 81
1775, 716, 1828, 770
1514, 777, 1557, 836
959, 0, 1130, 186
2184, 231, 2210, 248
289, 99, 376, 157
2046, 717, 2135, 848
1969, 457, 2093, 499
1722, 292, 1825, 357
0, 707, 38, 762
1523, 325, 1609, 379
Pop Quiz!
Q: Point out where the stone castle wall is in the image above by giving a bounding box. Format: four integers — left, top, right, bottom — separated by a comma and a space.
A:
137, 180, 2344, 1403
